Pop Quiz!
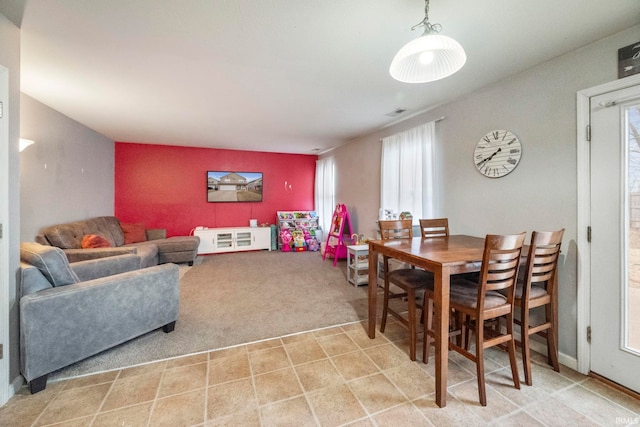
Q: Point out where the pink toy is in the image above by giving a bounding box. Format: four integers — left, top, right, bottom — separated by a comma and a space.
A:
280, 229, 292, 252
306, 237, 320, 251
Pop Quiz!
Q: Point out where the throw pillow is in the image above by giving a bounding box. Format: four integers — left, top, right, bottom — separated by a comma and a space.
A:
121, 222, 147, 244
81, 234, 111, 249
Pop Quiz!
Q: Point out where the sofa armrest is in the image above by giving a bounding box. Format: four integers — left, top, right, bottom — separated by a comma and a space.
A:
19, 263, 53, 296
63, 247, 136, 263
70, 254, 141, 282
20, 263, 179, 383
146, 228, 167, 240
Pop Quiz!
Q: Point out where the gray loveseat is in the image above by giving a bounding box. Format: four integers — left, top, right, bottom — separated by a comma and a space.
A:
36, 216, 200, 268
19, 242, 180, 393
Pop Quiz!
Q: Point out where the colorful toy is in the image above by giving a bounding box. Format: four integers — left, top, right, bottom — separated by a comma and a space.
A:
292, 230, 306, 249
306, 237, 320, 251
280, 229, 292, 252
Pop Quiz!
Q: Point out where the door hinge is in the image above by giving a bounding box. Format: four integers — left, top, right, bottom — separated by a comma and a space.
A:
587, 226, 591, 243
587, 326, 591, 343
0, 343, 3, 360
586, 124, 591, 142
0, 223, 3, 239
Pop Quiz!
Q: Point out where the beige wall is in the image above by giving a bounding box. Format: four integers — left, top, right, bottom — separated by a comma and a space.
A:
324, 24, 640, 360
19, 94, 115, 241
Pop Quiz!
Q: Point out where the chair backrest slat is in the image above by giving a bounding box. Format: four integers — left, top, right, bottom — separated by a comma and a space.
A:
378, 219, 413, 240
419, 218, 449, 238
479, 233, 526, 295
523, 229, 564, 289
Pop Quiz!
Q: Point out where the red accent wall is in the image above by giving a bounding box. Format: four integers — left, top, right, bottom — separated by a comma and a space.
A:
115, 143, 317, 237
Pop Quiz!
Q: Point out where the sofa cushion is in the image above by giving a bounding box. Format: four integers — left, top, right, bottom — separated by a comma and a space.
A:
20, 242, 80, 287
154, 236, 200, 264
121, 222, 147, 244
39, 216, 126, 249
153, 236, 200, 253
81, 234, 112, 249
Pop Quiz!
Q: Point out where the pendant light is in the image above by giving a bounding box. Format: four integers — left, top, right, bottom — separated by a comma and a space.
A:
390, 0, 466, 83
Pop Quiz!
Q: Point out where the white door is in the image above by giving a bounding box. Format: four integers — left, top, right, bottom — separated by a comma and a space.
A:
590, 84, 640, 392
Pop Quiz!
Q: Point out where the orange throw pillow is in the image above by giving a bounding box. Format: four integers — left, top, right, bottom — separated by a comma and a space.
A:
81, 234, 111, 249
121, 222, 147, 244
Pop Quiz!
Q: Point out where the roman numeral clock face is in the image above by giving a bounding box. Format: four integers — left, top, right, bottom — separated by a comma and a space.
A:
473, 130, 522, 178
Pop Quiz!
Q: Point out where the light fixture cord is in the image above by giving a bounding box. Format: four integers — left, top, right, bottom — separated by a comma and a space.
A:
410, 0, 442, 35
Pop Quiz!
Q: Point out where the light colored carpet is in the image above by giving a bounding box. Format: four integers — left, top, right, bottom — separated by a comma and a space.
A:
50, 250, 372, 380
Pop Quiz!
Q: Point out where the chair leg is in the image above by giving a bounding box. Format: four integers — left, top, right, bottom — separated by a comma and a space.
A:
407, 288, 417, 361
521, 306, 533, 386
475, 321, 487, 407
380, 258, 391, 333
380, 279, 391, 333
463, 315, 472, 350
506, 313, 521, 391
423, 297, 434, 363
454, 310, 464, 347
546, 302, 560, 372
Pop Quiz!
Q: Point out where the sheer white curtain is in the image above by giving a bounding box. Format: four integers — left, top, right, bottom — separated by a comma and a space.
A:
315, 156, 335, 235
380, 121, 435, 222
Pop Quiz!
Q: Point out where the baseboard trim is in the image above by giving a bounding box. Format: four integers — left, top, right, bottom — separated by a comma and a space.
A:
526, 336, 578, 371
10, 375, 24, 397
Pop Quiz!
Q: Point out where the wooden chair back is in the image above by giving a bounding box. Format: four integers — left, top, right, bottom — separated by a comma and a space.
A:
516, 228, 564, 386
477, 233, 527, 309
423, 232, 526, 405
378, 219, 413, 240
521, 229, 564, 299
419, 218, 449, 238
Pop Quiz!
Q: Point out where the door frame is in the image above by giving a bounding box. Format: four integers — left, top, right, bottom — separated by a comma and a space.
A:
0, 65, 8, 406
576, 73, 640, 375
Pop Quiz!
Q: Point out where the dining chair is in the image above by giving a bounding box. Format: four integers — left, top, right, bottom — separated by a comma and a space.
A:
423, 232, 526, 406
417, 218, 461, 344
378, 219, 434, 361
515, 229, 564, 386
419, 218, 449, 238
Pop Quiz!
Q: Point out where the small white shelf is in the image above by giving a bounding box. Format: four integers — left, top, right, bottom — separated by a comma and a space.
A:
347, 244, 369, 286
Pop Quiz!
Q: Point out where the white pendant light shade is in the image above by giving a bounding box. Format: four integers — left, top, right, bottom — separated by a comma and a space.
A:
390, 33, 466, 83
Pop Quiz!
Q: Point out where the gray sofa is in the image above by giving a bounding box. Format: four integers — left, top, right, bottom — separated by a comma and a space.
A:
19, 242, 180, 393
35, 216, 200, 268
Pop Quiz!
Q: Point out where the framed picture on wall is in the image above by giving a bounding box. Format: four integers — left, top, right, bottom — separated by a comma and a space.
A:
618, 41, 640, 79
207, 171, 263, 202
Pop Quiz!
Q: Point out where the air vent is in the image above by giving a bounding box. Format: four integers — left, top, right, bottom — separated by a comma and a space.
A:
385, 108, 407, 117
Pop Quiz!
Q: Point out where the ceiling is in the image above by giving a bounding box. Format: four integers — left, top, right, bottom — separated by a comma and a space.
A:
10, 0, 640, 154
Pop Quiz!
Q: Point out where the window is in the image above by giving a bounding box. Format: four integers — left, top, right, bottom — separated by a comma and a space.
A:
315, 156, 335, 234
380, 121, 435, 221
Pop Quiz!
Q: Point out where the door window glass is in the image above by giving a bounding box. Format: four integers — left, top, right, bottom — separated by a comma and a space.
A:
626, 103, 640, 352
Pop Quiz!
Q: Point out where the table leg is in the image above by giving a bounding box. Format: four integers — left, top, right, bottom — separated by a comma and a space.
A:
368, 248, 378, 339
434, 267, 450, 407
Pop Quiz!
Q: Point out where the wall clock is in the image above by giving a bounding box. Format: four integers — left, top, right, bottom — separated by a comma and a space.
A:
473, 129, 522, 178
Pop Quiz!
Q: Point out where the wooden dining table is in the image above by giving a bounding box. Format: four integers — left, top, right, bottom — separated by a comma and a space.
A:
367, 234, 486, 408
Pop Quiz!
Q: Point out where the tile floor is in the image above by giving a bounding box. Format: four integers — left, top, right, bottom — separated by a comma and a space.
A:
1, 319, 639, 427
